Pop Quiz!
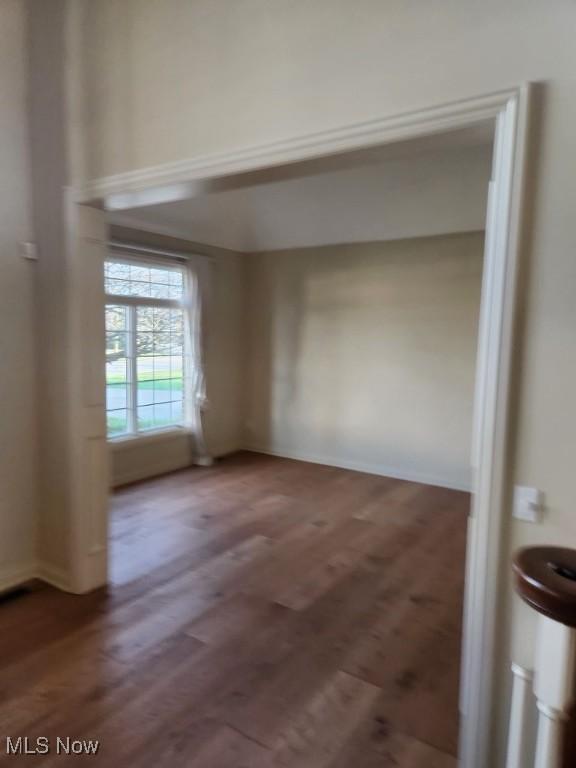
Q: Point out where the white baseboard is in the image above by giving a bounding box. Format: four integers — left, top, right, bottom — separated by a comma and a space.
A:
0, 562, 37, 594
35, 561, 71, 592
244, 444, 472, 492
0, 560, 73, 595
0, 560, 96, 596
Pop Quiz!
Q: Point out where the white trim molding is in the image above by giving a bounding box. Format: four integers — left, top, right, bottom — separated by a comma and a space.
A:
0, 562, 37, 595
69, 84, 534, 768
245, 446, 472, 493
77, 88, 520, 207
36, 562, 72, 593
0, 561, 74, 595
459, 84, 532, 768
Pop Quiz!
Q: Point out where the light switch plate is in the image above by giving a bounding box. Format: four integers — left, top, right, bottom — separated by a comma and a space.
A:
19, 241, 38, 260
513, 485, 544, 523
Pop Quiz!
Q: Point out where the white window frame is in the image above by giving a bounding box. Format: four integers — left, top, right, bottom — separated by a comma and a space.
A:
104, 253, 189, 441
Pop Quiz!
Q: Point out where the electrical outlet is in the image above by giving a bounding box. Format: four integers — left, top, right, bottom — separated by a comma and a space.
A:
513, 485, 544, 523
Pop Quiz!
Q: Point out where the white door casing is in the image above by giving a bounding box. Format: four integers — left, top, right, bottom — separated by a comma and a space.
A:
70, 85, 533, 767
65, 199, 109, 594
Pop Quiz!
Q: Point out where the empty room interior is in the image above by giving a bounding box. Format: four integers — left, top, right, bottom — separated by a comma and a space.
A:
6, 3, 576, 768
1, 123, 495, 767
108, 134, 491, 764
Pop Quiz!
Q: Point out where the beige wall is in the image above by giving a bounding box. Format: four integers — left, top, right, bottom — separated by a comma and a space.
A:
108, 227, 246, 487
246, 234, 483, 490
28, 0, 75, 577
66, 1, 576, 761
111, 432, 193, 488
0, 0, 37, 588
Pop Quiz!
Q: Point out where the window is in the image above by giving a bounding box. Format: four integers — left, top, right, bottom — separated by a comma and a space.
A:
104, 256, 189, 438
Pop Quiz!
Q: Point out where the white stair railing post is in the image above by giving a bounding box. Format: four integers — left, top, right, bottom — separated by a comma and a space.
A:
512, 546, 576, 768
533, 615, 576, 768
506, 664, 534, 768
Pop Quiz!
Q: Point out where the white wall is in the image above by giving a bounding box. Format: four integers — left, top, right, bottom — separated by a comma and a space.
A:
108, 227, 246, 487
246, 234, 483, 490
68, 1, 576, 761
0, 0, 37, 589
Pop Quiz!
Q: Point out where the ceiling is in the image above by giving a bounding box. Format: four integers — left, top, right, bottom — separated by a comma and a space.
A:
109, 126, 494, 253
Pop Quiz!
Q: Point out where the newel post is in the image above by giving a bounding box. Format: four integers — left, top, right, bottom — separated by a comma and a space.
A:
511, 547, 576, 768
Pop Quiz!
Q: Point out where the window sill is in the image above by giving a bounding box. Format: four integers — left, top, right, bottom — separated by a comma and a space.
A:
108, 427, 190, 451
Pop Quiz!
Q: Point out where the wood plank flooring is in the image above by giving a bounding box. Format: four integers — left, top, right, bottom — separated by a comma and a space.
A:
0, 452, 468, 767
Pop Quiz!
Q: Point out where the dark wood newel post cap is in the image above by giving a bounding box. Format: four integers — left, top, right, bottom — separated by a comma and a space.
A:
513, 546, 576, 628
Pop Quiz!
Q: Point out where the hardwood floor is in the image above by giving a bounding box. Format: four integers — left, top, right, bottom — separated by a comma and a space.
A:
0, 452, 468, 767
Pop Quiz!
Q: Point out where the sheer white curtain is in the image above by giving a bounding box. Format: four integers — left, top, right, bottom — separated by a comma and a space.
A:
184, 256, 213, 466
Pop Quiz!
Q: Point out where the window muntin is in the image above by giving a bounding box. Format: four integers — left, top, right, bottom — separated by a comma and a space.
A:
105, 256, 187, 439
105, 304, 130, 437
104, 260, 184, 300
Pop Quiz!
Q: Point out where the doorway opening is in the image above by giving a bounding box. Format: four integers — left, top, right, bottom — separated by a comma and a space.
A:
68, 87, 531, 768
